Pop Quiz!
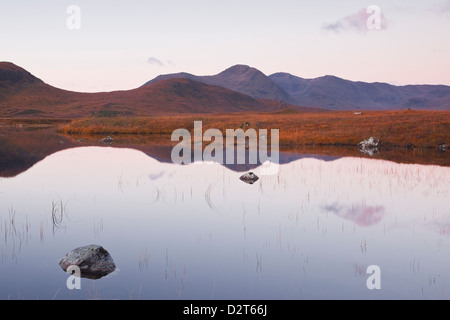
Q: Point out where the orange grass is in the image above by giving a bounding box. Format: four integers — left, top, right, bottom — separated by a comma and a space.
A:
57, 110, 450, 149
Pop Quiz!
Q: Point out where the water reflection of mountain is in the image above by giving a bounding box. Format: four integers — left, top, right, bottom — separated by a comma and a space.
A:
0, 125, 449, 178
0, 126, 339, 178
0, 127, 79, 177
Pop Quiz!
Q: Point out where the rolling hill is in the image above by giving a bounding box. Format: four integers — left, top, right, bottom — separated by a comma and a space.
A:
0, 62, 308, 118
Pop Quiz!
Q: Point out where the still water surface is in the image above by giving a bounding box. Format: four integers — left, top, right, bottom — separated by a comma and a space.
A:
0, 146, 449, 299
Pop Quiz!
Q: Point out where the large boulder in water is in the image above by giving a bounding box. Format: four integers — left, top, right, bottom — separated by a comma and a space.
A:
59, 244, 116, 279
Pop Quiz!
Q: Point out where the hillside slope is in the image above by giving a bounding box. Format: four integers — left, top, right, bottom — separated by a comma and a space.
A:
0, 62, 299, 118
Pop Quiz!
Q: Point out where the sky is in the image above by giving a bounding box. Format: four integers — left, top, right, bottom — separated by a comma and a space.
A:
1, 0, 449, 92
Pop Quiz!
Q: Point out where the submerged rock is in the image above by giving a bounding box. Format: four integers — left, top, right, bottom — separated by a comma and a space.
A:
358, 137, 379, 157
59, 244, 116, 279
239, 172, 259, 184
99, 136, 114, 145
438, 143, 447, 152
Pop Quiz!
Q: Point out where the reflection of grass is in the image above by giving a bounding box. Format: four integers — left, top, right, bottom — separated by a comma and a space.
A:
40, 221, 44, 244
205, 183, 216, 211
8, 206, 16, 237
57, 110, 450, 149
118, 173, 126, 193
2, 206, 32, 261
138, 249, 149, 271
51, 200, 68, 233
160, 185, 178, 205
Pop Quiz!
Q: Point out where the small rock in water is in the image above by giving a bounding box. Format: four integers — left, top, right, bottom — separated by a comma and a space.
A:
239, 172, 259, 184
100, 136, 114, 144
59, 244, 116, 279
437, 143, 447, 152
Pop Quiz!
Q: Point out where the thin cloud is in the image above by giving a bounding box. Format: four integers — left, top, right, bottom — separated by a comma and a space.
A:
429, 0, 450, 16
322, 7, 387, 34
147, 57, 164, 67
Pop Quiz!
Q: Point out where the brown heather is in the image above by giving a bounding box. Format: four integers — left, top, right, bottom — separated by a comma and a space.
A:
57, 110, 450, 149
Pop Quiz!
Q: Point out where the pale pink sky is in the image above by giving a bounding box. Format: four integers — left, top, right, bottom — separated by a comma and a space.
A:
1, 0, 449, 92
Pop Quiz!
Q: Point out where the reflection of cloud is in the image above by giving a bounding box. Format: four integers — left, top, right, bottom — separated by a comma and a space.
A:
147, 57, 164, 67
324, 202, 385, 227
322, 7, 387, 34
149, 171, 165, 180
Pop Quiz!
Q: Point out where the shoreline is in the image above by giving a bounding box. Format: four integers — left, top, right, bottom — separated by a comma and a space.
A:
52, 110, 450, 150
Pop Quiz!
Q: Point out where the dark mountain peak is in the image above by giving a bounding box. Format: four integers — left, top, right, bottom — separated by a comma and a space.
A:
0, 61, 43, 86
315, 75, 346, 83
322, 74, 339, 79
217, 65, 270, 84
211, 65, 290, 101
141, 72, 196, 87
270, 72, 305, 80
157, 71, 193, 79
0, 61, 24, 71
219, 64, 258, 75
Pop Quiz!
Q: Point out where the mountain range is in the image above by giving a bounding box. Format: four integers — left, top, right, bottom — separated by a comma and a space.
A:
1, 61, 449, 118
144, 64, 450, 111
